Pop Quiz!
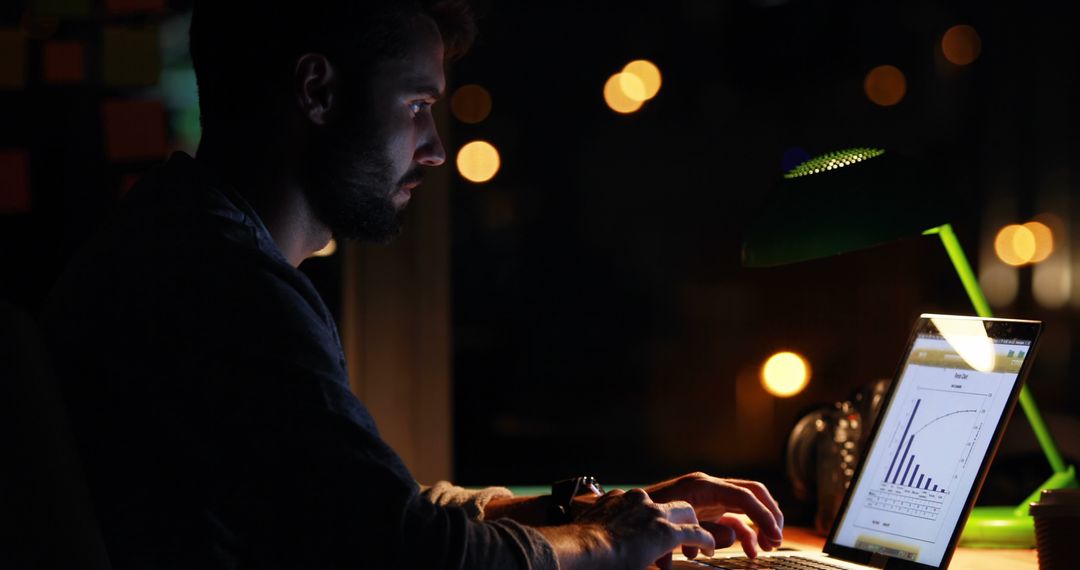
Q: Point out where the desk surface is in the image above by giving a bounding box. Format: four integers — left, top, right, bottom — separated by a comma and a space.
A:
690, 527, 1038, 570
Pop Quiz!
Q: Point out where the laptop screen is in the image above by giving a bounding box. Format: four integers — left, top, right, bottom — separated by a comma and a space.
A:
831, 315, 1036, 567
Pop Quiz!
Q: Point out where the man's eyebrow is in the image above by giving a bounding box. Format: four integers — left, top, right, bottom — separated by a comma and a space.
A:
410, 85, 444, 99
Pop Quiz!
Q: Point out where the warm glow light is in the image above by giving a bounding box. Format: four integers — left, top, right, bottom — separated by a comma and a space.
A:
622, 60, 662, 101
760, 351, 810, 398
931, 317, 995, 373
604, 73, 645, 114
618, 71, 648, 101
1023, 221, 1054, 263
863, 65, 907, 107
313, 239, 337, 257
451, 84, 492, 124
941, 25, 982, 66
456, 140, 501, 183
995, 224, 1035, 266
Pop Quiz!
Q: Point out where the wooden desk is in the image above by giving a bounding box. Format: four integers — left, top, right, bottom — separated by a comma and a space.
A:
677, 526, 1037, 569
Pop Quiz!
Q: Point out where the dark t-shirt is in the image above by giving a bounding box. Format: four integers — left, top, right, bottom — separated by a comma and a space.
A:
41, 153, 554, 569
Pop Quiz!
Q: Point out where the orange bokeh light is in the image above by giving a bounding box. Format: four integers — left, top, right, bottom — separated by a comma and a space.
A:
941, 25, 982, 66
451, 84, 492, 124
863, 65, 907, 107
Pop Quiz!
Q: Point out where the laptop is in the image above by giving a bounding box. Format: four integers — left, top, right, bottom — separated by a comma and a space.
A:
675, 314, 1042, 570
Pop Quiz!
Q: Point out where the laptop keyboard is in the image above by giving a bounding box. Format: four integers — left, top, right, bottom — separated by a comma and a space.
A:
683, 555, 852, 570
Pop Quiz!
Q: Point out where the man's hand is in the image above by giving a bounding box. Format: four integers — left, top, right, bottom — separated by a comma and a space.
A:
568, 473, 784, 560
646, 472, 784, 559
539, 488, 716, 570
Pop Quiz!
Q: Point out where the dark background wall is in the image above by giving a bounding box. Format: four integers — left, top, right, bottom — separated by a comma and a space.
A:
2, 0, 1077, 526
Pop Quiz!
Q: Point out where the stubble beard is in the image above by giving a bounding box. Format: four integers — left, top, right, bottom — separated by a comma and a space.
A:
304, 119, 404, 245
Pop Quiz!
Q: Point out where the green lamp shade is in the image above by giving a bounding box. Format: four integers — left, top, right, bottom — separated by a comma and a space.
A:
742, 149, 957, 267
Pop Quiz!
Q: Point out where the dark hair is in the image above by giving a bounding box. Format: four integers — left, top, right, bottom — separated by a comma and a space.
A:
189, 0, 476, 138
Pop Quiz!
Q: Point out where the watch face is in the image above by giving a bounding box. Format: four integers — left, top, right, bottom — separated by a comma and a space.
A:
580, 476, 604, 496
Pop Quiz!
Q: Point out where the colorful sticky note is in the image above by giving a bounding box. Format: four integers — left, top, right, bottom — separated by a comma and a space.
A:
106, 0, 167, 14
103, 27, 161, 87
102, 99, 168, 161
43, 41, 86, 84
31, 0, 91, 18
0, 150, 31, 214
0, 29, 27, 90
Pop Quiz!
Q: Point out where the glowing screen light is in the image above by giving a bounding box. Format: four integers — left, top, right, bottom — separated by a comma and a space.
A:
621, 59, 661, 101
863, 65, 907, 107
456, 140, 501, 183
604, 72, 645, 114
761, 351, 810, 397
930, 317, 995, 373
451, 84, 492, 124
941, 25, 982, 66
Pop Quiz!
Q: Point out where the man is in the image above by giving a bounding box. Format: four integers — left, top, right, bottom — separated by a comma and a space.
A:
42, 1, 784, 568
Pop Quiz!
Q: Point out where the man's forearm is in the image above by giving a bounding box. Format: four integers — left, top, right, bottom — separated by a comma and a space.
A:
482, 495, 551, 525
534, 524, 613, 570
484, 499, 621, 569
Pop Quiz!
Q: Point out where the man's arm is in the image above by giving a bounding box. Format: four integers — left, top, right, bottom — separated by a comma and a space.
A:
483, 473, 785, 562
536, 489, 717, 570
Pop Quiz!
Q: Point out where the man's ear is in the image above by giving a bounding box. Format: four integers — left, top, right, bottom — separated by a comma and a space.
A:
294, 53, 338, 126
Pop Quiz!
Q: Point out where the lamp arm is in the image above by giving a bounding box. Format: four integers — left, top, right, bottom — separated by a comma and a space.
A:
925, 224, 1068, 475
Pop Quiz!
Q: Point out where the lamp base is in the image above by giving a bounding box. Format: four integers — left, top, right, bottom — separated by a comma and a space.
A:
959, 466, 1078, 548
960, 506, 1035, 548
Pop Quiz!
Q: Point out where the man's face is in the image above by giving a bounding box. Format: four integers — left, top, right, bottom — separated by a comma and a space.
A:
304, 15, 447, 243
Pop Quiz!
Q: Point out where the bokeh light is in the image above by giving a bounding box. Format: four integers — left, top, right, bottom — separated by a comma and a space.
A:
603, 72, 645, 114
313, 239, 337, 257
994, 225, 1024, 265
760, 351, 810, 398
1023, 221, 1054, 263
450, 84, 492, 124
941, 25, 982, 66
979, 264, 1018, 307
994, 222, 1054, 266
863, 65, 907, 107
621, 60, 662, 101
456, 140, 501, 183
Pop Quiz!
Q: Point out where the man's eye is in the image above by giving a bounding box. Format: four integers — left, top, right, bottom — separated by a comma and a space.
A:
409, 101, 431, 114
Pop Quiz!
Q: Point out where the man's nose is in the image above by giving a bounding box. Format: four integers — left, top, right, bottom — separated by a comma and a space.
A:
417, 128, 446, 167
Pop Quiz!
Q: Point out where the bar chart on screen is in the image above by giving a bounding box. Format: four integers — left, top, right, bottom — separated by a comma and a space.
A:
852, 350, 1011, 544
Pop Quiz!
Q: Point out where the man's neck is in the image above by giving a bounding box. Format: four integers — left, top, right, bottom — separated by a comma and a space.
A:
195, 136, 331, 267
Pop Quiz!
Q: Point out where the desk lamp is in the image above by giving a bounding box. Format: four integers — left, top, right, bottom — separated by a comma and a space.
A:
742, 148, 1077, 548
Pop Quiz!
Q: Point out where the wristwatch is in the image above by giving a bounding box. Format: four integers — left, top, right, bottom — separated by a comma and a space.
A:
547, 476, 604, 525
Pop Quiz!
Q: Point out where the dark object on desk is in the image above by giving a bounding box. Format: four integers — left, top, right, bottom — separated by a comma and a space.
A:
1030, 489, 1080, 570
0, 301, 112, 569
786, 380, 889, 535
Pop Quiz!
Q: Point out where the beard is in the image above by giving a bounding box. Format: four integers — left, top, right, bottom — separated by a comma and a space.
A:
303, 117, 416, 244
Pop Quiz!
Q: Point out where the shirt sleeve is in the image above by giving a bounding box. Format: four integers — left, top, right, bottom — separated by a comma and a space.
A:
420, 481, 514, 521
191, 264, 559, 569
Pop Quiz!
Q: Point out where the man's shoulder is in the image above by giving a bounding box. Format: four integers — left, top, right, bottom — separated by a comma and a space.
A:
43, 153, 337, 367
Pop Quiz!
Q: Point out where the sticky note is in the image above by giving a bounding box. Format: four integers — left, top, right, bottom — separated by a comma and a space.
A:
106, 0, 167, 14
0, 150, 31, 214
0, 29, 27, 90
31, 0, 91, 18
43, 41, 86, 84
103, 27, 161, 87
102, 99, 168, 161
